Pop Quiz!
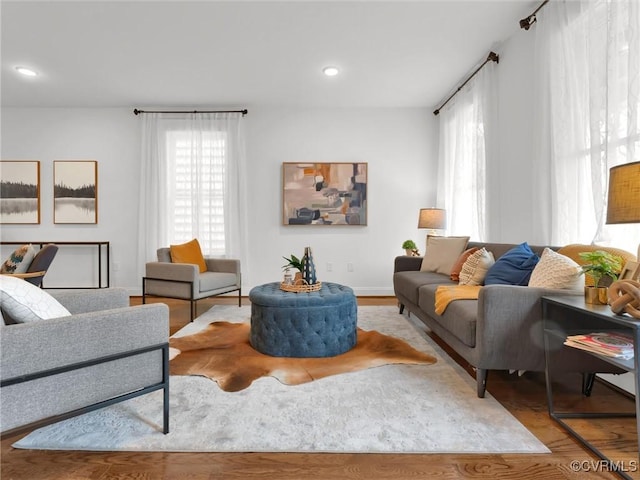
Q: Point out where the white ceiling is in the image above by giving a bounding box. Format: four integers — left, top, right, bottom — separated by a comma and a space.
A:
1, 0, 537, 109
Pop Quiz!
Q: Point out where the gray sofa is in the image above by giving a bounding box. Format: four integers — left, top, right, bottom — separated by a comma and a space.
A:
393, 241, 588, 398
0, 288, 170, 436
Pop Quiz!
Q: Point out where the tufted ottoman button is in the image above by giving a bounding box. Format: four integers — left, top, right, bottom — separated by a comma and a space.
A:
248, 282, 357, 357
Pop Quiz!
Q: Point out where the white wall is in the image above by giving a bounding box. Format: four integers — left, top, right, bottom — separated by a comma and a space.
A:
1, 108, 141, 290
489, 30, 537, 243
1, 106, 437, 295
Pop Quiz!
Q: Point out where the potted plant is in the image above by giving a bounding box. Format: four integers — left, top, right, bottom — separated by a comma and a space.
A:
579, 250, 623, 304
282, 254, 304, 283
402, 240, 419, 256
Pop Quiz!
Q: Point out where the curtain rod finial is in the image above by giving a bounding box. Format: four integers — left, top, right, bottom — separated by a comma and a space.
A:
133, 108, 141, 115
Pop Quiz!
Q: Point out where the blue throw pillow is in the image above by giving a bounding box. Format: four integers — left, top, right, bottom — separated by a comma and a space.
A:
484, 242, 540, 286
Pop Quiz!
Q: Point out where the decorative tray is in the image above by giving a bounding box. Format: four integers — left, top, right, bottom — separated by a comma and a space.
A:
280, 280, 322, 293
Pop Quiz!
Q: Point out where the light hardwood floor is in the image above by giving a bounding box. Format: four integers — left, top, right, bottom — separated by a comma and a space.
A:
1, 296, 637, 479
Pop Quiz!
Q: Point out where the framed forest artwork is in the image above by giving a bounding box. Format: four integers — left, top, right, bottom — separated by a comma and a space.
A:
54, 160, 98, 224
0, 160, 41, 224
282, 162, 367, 226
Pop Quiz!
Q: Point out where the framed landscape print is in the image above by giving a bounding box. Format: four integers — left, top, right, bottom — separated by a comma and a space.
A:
282, 162, 367, 225
0, 160, 40, 224
54, 160, 98, 224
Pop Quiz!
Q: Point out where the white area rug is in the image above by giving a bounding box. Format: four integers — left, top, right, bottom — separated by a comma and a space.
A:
14, 305, 549, 454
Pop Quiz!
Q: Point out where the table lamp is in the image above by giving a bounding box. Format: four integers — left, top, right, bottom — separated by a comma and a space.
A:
606, 161, 640, 259
418, 208, 447, 236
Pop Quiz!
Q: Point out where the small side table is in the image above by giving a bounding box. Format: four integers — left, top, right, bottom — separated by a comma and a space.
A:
542, 295, 639, 479
248, 282, 357, 358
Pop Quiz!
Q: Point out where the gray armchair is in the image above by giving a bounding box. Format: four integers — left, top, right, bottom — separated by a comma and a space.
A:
1, 288, 169, 436
143, 248, 241, 320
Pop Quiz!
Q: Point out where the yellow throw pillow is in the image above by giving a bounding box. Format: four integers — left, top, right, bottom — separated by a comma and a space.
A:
170, 239, 207, 273
558, 244, 635, 287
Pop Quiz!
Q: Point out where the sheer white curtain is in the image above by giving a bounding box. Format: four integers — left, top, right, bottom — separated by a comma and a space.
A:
437, 62, 497, 242
137, 112, 249, 280
532, 0, 640, 254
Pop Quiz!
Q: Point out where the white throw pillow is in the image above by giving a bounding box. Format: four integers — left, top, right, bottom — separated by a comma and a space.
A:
459, 248, 496, 286
528, 248, 584, 290
420, 236, 470, 274
0, 275, 71, 323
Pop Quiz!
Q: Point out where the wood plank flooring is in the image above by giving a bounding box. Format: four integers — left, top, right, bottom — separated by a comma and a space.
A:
2, 296, 638, 479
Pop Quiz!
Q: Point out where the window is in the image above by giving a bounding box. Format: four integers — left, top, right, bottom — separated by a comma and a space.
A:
165, 129, 227, 256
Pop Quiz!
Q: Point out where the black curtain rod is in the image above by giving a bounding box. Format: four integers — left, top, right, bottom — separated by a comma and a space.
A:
519, 0, 549, 30
133, 108, 248, 116
433, 51, 499, 116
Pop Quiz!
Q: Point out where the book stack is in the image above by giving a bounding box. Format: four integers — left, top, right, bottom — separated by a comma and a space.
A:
564, 332, 635, 360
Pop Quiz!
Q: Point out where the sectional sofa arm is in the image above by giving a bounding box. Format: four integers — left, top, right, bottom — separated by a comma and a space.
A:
145, 262, 200, 282
0, 303, 170, 381
394, 256, 423, 273
47, 288, 130, 314
475, 285, 582, 368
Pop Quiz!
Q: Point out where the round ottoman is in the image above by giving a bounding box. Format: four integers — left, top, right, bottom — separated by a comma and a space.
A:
248, 282, 357, 357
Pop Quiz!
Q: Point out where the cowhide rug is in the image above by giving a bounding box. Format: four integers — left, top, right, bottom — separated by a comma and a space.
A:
169, 321, 437, 392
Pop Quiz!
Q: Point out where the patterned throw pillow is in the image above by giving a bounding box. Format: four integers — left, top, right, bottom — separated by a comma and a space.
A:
528, 248, 584, 290
459, 248, 496, 286
0, 244, 36, 274
0, 275, 70, 323
450, 247, 480, 281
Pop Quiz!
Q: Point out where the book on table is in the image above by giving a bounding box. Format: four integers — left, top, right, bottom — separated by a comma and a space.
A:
564, 331, 634, 360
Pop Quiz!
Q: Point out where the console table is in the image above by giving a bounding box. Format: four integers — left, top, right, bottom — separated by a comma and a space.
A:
542, 295, 639, 479
0, 241, 110, 289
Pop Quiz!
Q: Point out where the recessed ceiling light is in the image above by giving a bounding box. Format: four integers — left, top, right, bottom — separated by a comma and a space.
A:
15, 66, 38, 77
322, 66, 339, 77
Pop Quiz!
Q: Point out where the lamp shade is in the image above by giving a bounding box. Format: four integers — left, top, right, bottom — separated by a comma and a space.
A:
418, 208, 446, 229
606, 161, 640, 224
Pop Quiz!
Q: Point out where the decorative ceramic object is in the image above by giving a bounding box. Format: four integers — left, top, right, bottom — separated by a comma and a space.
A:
301, 247, 317, 285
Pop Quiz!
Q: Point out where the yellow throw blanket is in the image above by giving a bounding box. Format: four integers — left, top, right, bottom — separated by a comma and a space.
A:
434, 285, 482, 315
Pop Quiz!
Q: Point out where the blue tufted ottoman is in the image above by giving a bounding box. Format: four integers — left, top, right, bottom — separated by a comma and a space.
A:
248, 282, 357, 357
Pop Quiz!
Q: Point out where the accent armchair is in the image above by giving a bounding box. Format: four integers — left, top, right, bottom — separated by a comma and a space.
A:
0, 243, 59, 287
143, 247, 241, 320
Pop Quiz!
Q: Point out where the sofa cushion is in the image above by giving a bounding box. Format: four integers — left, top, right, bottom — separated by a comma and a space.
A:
418, 284, 477, 347
394, 271, 455, 306
1, 244, 36, 274
484, 242, 540, 286
420, 236, 470, 274
199, 271, 238, 292
0, 275, 71, 323
170, 239, 207, 273
529, 248, 584, 290
459, 248, 495, 285
450, 247, 479, 282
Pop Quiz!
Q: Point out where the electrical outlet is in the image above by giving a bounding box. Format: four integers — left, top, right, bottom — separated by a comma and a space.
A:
326, 262, 333, 272
347, 263, 354, 272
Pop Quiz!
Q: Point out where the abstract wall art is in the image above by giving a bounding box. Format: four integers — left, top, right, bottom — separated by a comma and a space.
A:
0, 160, 41, 224
282, 162, 367, 226
54, 160, 98, 224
